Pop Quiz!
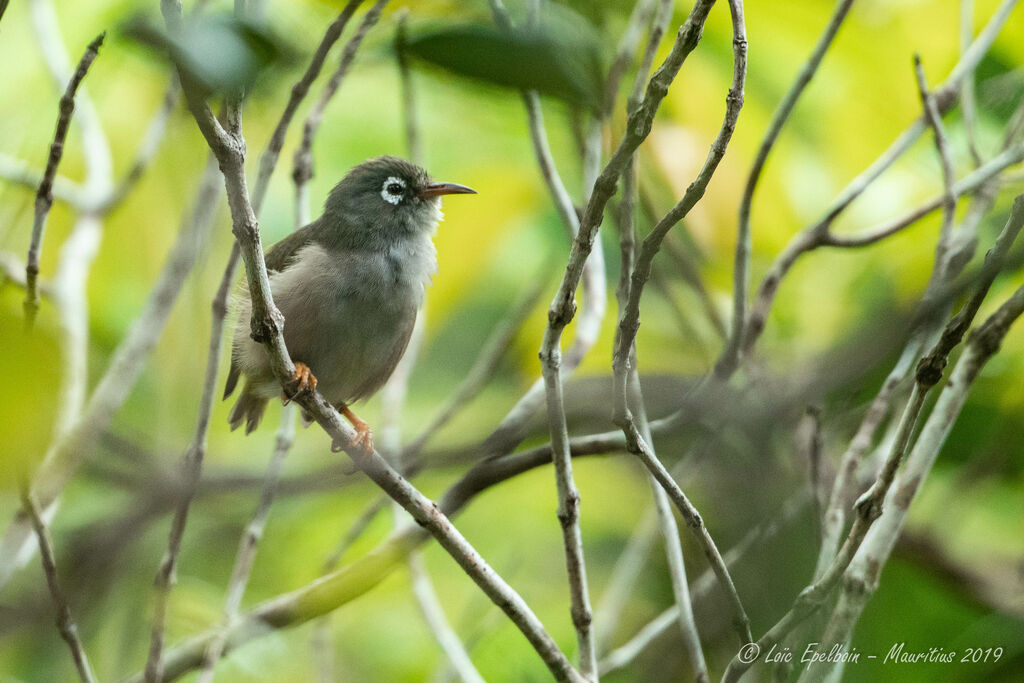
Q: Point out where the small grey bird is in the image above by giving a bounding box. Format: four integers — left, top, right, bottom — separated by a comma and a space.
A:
223, 155, 475, 452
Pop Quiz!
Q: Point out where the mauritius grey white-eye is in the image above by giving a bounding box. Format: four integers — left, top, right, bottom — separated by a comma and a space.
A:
223, 155, 476, 452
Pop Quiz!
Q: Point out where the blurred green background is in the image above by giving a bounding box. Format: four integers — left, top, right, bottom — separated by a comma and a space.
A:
1, 0, 1022, 681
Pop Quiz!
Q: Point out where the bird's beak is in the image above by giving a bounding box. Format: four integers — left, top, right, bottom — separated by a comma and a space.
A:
419, 182, 477, 199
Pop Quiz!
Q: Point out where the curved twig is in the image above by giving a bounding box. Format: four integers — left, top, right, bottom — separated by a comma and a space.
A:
24, 32, 104, 329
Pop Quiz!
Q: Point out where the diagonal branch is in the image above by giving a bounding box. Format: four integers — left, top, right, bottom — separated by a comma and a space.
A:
19, 481, 96, 683
24, 31, 104, 329
722, 195, 1024, 682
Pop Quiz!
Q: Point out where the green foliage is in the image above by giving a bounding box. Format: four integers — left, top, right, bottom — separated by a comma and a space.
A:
404, 11, 606, 111
124, 12, 292, 97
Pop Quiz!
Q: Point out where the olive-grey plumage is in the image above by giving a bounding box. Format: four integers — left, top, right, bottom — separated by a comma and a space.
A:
224, 156, 475, 440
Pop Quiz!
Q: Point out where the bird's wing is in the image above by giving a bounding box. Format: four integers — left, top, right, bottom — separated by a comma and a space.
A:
264, 219, 321, 273
224, 221, 321, 400
223, 355, 242, 398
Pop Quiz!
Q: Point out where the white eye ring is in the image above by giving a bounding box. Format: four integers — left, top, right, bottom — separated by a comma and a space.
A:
381, 176, 406, 205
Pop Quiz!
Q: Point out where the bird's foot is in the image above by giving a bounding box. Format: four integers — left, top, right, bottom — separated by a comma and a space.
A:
282, 362, 318, 405
330, 405, 374, 465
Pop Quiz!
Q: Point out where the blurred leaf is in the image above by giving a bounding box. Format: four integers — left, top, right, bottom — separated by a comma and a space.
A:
124, 13, 290, 98
976, 49, 1024, 126
404, 13, 606, 111
0, 292, 61, 488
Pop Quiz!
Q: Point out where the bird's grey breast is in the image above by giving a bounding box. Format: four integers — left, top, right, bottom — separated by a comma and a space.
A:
269, 237, 434, 404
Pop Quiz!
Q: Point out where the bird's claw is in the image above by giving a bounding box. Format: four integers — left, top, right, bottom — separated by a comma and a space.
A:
332, 406, 375, 468
282, 362, 318, 405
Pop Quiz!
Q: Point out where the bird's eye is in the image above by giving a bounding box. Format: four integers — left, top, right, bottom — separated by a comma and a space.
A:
380, 176, 407, 205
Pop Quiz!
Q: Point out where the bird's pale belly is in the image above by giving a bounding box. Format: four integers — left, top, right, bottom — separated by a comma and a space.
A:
286, 285, 417, 405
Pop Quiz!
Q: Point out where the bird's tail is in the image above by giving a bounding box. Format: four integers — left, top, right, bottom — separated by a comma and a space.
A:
228, 384, 269, 434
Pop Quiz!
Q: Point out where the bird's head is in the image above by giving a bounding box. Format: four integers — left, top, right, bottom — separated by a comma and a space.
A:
323, 155, 475, 249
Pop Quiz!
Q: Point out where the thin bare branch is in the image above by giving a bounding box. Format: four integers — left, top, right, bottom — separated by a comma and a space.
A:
807, 275, 1024, 682
608, 0, 751, 648
599, 493, 810, 675
603, 2, 708, 673
395, 9, 423, 168
722, 195, 1024, 682
959, 0, 983, 166
614, 0, 747, 408
19, 482, 96, 683
719, 0, 856, 375
29, 0, 113, 195
24, 32, 104, 329
292, 0, 389, 224
197, 405, 297, 682
602, 0, 659, 116
144, 157, 235, 683
254, 0, 364, 216
739, 0, 1019, 359
631, 375, 709, 683
914, 53, 957, 261
797, 406, 825, 540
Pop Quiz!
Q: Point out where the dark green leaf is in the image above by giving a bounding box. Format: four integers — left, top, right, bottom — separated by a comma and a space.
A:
404, 16, 606, 111
124, 13, 290, 98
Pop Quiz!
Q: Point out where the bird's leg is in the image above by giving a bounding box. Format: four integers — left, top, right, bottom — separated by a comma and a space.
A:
282, 362, 318, 405
330, 405, 374, 459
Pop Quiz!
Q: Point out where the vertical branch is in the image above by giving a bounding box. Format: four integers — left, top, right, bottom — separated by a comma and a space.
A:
395, 9, 423, 167
292, 0, 389, 226
602, 0, 659, 116
19, 482, 96, 683
630, 375, 709, 683
24, 32, 105, 329
29, 0, 113, 195
539, 338, 598, 677
718, 0, 855, 375
796, 406, 825, 541
959, 0, 983, 167
487, 2, 613, 673
484, 0, 720, 460
913, 53, 958, 272
253, 0, 364, 216
145, 159, 238, 683
609, 0, 751, 647
197, 405, 298, 682
606, 0, 707, 676
377, 25, 484, 681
